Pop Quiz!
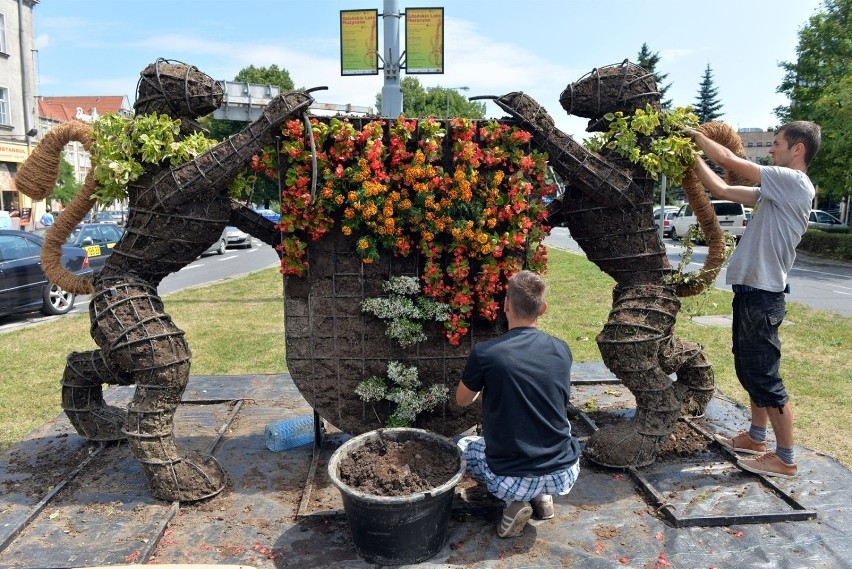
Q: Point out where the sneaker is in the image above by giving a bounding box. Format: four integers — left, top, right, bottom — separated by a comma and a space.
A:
715, 431, 768, 455
497, 501, 533, 538
530, 494, 554, 520
738, 452, 797, 478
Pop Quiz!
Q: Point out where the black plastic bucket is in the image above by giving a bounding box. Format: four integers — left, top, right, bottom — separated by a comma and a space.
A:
327, 428, 465, 565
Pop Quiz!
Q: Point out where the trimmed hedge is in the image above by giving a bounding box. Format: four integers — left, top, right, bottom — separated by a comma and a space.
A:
798, 227, 852, 261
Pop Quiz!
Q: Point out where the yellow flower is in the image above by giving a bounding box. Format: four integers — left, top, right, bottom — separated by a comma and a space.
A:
334, 194, 345, 205
493, 170, 505, 185
347, 191, 358, 203
342, 226, 352, 236
413, 149, 426, 165
357, 238, 369, 250
476, 232, 488, 244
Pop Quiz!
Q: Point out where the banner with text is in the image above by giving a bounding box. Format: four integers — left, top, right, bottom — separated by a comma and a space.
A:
405, 7, 444, 74
340, 9, 378, 76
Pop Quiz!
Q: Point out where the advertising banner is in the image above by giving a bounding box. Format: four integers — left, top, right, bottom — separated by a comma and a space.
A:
340, 9, 378, 76
405, 7, 444, 74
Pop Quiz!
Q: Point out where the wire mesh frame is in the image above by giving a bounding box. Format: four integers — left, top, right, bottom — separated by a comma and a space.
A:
568, 399, 816, 527
283, 230, 500, 436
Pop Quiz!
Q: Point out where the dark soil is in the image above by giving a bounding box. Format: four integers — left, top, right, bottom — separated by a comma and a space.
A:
336, 438, 460, 497
656, 420, 712, 460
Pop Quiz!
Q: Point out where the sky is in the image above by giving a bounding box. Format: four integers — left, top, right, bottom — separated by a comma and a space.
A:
32, 0, 824, 138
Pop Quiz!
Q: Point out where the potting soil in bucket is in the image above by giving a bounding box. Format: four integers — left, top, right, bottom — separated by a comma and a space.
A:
327, 428, 465, 565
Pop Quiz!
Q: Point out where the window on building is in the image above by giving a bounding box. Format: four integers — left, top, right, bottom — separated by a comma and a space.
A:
747, 142, 753, 147
0, 87, 9, 125
0, 14, 6, 54
756, 142, 762, 146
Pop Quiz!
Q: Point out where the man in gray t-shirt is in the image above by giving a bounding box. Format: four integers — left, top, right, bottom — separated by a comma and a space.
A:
687, 121, 821, 479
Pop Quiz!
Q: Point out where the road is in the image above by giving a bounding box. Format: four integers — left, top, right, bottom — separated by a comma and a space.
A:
544, 227, 852, 317
0, 237, 280, 332
2, 230, 849, 333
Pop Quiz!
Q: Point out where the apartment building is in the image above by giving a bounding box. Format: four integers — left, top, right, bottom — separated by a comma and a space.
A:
38, 95, 133, 184
737, 127, 777, 163
0, 0, 38, 224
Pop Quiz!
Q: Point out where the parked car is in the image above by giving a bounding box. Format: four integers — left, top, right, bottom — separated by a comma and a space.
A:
653, 210, 677, 238
83, 211, 123, 224
65, 223, 124, 273
0, 210, 11, 230
254, 208, 281, 223
808, 209, 844, 229
0, 229, 93, 317
671, 200, 749, 242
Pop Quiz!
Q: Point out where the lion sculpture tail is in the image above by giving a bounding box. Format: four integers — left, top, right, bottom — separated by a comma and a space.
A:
676, 121, 751, 297
16, 122, 98, 294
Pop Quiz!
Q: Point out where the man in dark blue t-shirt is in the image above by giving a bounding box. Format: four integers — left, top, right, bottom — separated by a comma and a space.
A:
456, 270, 581, 538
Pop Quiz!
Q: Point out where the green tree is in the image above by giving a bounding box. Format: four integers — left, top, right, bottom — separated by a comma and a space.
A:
693, 63, 724, 123
375, 77, 486, 118
776, 0, 851, 202
234, 64, 295, 91
52, 156, 81, 206
636, 43, 672, 108
198, 64, 297, 208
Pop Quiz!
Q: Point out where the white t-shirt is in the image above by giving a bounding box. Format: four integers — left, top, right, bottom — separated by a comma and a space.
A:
725, 166, 814, 292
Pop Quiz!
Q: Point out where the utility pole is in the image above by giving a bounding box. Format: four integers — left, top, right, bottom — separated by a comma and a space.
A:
380, 0, 402, 117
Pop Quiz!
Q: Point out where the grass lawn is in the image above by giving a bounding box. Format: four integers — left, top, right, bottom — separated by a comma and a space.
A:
1, 247, 849, 466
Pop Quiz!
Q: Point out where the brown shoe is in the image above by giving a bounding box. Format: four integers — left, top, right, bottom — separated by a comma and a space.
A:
497, 501, 533, 538
531, 494, 554, 519
715, 431, 768, 455
738, 452, 797, 478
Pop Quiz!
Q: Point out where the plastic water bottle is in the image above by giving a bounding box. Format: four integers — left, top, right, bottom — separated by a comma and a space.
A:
265, 415, 319, 451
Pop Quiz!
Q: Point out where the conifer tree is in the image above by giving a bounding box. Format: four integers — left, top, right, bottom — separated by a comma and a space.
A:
693, 63, 724, 123
636, 43, 672, 108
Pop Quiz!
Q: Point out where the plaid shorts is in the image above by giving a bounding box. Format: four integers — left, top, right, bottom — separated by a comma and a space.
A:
458, 436, 580, 506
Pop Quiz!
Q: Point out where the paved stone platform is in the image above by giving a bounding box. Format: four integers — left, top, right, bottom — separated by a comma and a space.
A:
1, 365, 850, 568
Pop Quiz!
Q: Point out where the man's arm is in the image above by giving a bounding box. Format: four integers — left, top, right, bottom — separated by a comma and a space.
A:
455, 381, 481, 407
689, 129, 762, 185
694, 157, 760, 206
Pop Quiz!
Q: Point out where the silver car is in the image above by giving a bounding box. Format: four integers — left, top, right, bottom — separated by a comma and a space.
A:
808, 209, 844, 230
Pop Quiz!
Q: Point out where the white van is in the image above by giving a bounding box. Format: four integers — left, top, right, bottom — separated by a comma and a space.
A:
0, 211, 11, 230
671, 200, 749, 242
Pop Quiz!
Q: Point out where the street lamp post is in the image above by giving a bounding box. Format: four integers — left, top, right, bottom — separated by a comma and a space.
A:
446, 86, 470, 117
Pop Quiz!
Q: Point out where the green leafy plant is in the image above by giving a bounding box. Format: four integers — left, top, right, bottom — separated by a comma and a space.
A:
355, 361, 449, 427
664, 225, 736, 307
361, 276, 451, 347
91, 113, 250, 204
585, 105, 699, 184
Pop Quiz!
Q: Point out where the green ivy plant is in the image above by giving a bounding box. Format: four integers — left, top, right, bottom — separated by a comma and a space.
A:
585, 105, 699, 185
665, 224, 736, 297
91, 113, 250, 205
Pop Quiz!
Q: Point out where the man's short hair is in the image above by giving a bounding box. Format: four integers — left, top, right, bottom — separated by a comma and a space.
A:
507, 270, 546, 319
777, 121, 821, 166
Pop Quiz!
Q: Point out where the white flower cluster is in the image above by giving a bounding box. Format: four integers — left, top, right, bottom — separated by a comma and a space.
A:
355, 361, 450, 427
362, 276, 450, 347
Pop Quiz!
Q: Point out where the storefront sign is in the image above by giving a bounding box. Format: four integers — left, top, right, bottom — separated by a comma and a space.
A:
0, 141, 31, 163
